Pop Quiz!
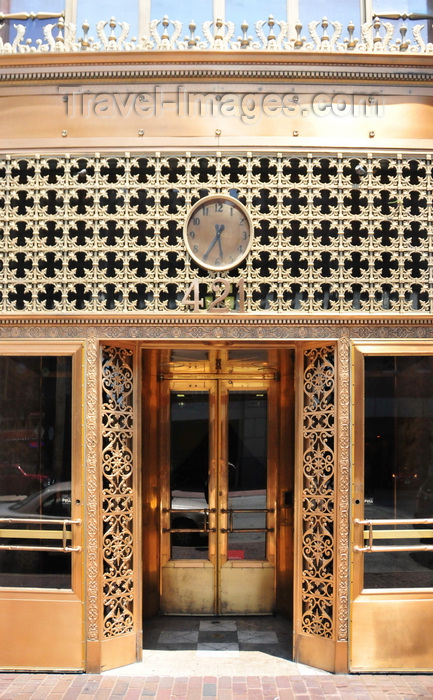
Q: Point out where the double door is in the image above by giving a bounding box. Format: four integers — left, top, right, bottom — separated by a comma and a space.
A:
160, 374, 277, 615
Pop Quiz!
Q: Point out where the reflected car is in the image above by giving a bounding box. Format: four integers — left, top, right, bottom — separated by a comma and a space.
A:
0, 481, 71, 519
0, 482, 72, 572
0, 462, 49, 497
170, 493, 208, 546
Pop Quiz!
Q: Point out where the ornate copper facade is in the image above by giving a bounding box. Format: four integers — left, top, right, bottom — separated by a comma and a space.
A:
101, 346, 135, 638
301, 346, 335, 639
1, 2, 433, 675
0, 153, 431, 316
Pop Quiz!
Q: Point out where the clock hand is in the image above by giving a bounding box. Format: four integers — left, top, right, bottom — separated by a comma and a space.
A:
203, 234, 218, 262
217, 225, 224, 259
203, 224, 225, 262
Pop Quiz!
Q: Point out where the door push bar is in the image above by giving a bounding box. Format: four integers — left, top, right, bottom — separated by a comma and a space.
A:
162, 508, 217, 534
220, 508, 274, 534
354, 517, 433, 553
0, 517, 82, 553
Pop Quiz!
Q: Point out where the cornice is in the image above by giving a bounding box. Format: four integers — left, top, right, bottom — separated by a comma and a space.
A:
0, 51, 432, 86
1, 314, 433, 327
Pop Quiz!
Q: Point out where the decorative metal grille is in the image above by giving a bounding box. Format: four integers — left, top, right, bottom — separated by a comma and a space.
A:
0, 14, 431, 53
101, 345, 134, 638
0, 152, 432, 315
301, 346, 335, 639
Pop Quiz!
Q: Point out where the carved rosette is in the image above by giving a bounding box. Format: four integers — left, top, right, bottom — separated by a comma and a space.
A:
301, 345, 335, 638
101, 345, 134, 638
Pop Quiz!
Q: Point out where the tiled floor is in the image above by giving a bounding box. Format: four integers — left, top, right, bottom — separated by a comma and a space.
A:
143, 616, 291, 657
107, 615, 305, 676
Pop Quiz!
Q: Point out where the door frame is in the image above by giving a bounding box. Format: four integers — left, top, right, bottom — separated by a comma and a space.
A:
141, 344, 295, 620
140, 340, 346, 672
350, 340, 433, 672
0, 341, 85, 671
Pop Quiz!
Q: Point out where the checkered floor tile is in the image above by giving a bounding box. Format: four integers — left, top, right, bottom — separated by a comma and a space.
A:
149, 616, 292, 659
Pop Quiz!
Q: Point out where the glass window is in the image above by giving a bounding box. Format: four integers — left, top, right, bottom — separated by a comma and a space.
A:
225, 0, 287, 33
170, 391, 209, 560
298, 0, 360, 31
0, 0, 64, 45
228, 349, 268, 363
373, 0, 428, 13
76, 0, 138, 38
151, 0, 212, 32
0, 356, 72, 589
228, 391, 268, 561
364, 355, 433, 589
372, 1, 431, 43
170, 350, 209, 362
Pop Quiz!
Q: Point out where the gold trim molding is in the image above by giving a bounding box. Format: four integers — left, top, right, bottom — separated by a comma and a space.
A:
2, 317, 433, 338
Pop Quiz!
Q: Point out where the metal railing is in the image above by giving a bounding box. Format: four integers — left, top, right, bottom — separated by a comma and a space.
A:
162, 508, 215, 534
354, 518, 433, 553
0, 517, 81, 553
162, 507, 275, 534
220, 508, 274, 534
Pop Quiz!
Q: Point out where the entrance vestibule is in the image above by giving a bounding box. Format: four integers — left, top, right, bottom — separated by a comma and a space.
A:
142, 347, 295, 620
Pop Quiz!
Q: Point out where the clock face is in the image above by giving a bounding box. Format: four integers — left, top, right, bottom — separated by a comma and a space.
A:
184, 195, 253, 271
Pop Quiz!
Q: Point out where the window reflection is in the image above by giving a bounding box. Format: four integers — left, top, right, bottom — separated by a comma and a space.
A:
364, 355, 433, 588
76, 0, 138, 37
151, 0, 211, 29
226, 0, 287, 32
170, 392, 209, 560
228, 391, 268, 561
372, 1, 431, 43
170, 350, 209, 362
299, 0, 360, 30
0, 0, 64, 44
0, 356, 72, 589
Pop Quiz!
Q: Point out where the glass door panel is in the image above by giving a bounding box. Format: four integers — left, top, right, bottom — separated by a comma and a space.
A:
227, 391, 268, 561
0, 356, 74, 589
351, 345, 433, 672
170, 391, 210, 561
161, 374, 276, 616
363, 355, 433, 589
161, 380, 216, 615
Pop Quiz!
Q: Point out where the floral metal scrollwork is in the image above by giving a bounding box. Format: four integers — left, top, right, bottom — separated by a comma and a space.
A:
101, 345, 134, 638
301, 346, 335, 639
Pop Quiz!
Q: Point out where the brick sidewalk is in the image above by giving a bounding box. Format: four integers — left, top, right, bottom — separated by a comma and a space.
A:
0, 673, 433, 699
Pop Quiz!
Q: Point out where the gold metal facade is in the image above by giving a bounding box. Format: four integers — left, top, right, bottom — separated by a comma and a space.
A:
1, 11, 433, 672
300, 346, 335, 639
101, 346, 135, 638
1, 152, 432, 316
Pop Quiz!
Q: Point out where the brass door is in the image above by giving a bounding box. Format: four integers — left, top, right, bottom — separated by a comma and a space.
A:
160, 372, 277, 615
0, 343, 84, 670
351, 343, 433, 672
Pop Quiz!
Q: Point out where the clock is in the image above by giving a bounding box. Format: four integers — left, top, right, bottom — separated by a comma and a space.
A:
184, 194, 253, 271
